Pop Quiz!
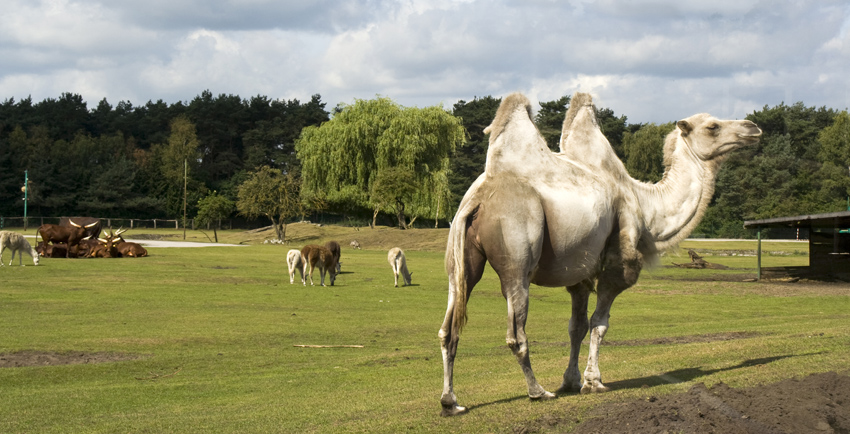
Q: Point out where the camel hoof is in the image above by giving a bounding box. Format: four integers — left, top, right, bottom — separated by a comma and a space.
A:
580, 383, 610, 394
440, 404, 468, 417
555, 383, 582, 395
530, 391, 557, 401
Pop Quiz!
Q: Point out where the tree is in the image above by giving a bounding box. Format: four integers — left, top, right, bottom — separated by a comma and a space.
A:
370, 167, 417, 228
814, 110, 850, 210
450, 96, 500, 207
535, 96, 570, 151
236, 166, 300, 241
623, 122, 675, 183
195, 191, 235, 242
296, 97, 464, 228
161, 115, 200, 237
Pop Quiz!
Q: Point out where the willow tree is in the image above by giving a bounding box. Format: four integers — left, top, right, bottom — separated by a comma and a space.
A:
296, 97, 464, 228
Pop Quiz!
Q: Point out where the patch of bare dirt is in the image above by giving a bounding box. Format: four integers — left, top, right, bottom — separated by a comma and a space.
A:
0, 351, 144, 368
567, 371, 850, 434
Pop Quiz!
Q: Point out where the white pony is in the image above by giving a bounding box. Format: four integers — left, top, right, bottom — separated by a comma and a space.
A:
286, 249, 304, 284
387, 247, 412, 287
0, 231, 40, 266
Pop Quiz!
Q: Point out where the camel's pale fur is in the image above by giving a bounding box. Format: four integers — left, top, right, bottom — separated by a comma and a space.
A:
387, 247, 412, 287
287, 249, 304, 285
0, 231, 39, 266
438, 92, 761, 416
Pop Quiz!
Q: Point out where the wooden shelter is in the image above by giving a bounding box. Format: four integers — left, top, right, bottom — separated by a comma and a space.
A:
744, 211, 850, 280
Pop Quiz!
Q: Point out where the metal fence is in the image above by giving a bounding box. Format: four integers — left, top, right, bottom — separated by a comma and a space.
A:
0, 216, 254, 231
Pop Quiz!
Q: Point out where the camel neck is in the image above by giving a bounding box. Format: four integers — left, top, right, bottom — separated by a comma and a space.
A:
634, 138, 719, 251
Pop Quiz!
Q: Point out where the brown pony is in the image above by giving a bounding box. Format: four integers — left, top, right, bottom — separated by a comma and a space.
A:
300, 244, 338, 287
324, 240, 341, 273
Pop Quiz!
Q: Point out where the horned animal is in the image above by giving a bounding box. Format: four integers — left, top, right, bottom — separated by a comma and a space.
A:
37, 220, 98, 258
0, 231, 39, 266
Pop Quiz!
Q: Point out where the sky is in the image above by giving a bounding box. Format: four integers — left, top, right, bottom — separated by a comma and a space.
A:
2, 0, 849, 124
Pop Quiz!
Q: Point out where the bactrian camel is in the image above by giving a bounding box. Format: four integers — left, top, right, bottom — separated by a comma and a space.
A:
438, 92, 761, 416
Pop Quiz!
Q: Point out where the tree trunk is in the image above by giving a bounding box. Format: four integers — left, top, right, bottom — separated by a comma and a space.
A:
269, 215, 283, 240
213, 228, 218, 243
396, 201, 407, 229
372, 208, 380, 228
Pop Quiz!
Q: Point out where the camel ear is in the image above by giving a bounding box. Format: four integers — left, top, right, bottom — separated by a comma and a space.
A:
677, 120, 693, 137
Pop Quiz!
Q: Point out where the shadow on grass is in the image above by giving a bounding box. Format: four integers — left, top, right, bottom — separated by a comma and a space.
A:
467, 353, 815, 410
467, 394, 528, 412
605, 353, 816, 390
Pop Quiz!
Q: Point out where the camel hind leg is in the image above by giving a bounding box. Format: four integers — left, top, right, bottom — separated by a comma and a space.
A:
556, 279, 592, 394
501, 274, 555, 401
439, 243, 486, 417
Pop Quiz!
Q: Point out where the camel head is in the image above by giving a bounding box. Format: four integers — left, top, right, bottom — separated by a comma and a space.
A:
675, 113, 762, 162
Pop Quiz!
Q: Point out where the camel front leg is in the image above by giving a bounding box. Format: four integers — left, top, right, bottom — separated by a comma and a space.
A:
582, 293, 612, 394
504, 280, 555, 401
557, 280, 591, 394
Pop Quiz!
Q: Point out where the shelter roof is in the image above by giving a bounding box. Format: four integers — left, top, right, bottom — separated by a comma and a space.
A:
743, 210, 850, 229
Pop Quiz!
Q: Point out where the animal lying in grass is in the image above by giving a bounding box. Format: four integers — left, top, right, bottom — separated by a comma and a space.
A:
387, 247, 412, 287
0, 231, 39, 266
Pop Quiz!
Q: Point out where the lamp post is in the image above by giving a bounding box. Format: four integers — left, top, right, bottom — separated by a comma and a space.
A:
22, 170, 28, 231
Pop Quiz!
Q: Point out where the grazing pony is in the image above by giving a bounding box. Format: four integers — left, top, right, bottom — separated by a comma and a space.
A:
300, 244, 338, 287
0, 231, 39, 266
286, 249, 304, 284
325, 240, 342, 273
387, 247, 412, 287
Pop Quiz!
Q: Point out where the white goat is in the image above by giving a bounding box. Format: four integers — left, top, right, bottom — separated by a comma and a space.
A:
0, 231, 40, 266
286, 249, 304, 284
387, 247, 412, 287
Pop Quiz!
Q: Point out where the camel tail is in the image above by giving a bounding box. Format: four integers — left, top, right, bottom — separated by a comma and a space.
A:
446, 206, 473, 334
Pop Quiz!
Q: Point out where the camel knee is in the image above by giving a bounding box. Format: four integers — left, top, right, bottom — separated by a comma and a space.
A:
506, 339, 527, 358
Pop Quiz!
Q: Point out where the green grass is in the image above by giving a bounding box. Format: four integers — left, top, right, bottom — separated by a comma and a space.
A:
1, 230, 847, 433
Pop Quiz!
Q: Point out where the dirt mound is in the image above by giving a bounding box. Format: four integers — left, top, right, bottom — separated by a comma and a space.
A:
570, 371, 850, 434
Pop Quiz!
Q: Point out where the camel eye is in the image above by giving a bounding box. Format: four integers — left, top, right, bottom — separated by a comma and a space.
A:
706, 124, 719, 131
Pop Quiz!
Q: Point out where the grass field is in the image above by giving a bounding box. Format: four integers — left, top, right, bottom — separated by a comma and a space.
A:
1, 226, 847, 433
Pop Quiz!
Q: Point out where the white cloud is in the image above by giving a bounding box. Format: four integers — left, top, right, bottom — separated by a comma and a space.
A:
1, 0, 848, 122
